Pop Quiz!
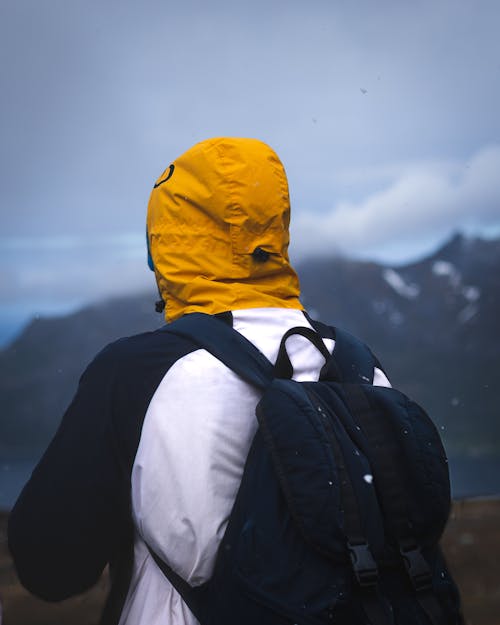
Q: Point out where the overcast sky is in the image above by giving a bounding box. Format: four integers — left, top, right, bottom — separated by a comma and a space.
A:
1, 0, 499, 344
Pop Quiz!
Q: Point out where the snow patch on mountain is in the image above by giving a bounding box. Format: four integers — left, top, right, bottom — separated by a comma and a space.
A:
432, 260, 482, 305
383, 269, 420, 299
458, 304, 479, 324
389, 310, 404, 325
372, 300, 387, 315
372, 299, 405, 325
462, 286, 481, 302
432, 260, 462, 287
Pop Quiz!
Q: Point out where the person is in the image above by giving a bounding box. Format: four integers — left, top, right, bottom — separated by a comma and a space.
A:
8, 137, 390, 625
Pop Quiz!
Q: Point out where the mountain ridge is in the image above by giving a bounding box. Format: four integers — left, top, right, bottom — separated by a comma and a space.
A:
1, 233, 499, 464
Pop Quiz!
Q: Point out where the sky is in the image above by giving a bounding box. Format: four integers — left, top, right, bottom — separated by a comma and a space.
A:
1, 0, 500, 345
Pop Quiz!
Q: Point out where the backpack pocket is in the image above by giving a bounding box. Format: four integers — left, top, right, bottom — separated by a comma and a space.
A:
218, 422, 360, 625
337, 384, 451, 547
233, 513, 363, 625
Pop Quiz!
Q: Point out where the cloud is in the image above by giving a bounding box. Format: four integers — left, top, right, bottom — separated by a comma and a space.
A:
1, 0, 500, 341
0, 232, 153, 346
290, 145, 500, 263
0, 234, 152, 317
1, 0, 500, 241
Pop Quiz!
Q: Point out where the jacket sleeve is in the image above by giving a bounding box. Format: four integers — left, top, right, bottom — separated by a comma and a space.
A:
7, 343, 132, 601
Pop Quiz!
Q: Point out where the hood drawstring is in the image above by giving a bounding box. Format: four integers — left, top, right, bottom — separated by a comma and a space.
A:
155, 298, 166, 314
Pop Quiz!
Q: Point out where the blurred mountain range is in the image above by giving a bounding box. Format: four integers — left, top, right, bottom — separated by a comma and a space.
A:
1, 233, 499, 465
300, 233, 500, 458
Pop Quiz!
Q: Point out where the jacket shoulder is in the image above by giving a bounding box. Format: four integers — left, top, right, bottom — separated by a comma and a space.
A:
81, 326, 200, 381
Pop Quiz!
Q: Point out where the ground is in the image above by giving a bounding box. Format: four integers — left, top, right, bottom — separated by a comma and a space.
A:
441, 498, 500, 625
0, 498, 499, 624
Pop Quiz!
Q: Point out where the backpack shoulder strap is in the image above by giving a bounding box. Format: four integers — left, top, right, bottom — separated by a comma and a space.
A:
167, 312, 378, 386
162, 312, 275, 389
307, 317, 376, 384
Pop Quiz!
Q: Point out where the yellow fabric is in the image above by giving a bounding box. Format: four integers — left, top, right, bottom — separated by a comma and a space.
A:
146, 137, 303, 322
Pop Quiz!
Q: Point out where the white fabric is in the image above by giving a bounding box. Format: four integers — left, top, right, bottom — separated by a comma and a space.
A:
119, 308, 390, 625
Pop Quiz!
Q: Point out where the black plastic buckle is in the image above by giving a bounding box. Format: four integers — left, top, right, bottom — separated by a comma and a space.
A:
400, 546, 433, 592
348, 542, 379, 587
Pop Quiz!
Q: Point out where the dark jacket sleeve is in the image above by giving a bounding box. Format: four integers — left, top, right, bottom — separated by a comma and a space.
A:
7, 343, 132, 601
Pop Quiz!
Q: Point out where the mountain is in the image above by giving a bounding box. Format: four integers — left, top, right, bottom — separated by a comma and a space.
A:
299, 233, 500, 457
0, 295, 163, 458
1, 234, 499, 466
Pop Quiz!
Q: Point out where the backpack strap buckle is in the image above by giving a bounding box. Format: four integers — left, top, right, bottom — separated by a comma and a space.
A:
399, 545, 433, 592
348, 542, 379, 587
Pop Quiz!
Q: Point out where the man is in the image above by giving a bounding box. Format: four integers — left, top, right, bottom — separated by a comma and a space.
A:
8, 137, 390, 624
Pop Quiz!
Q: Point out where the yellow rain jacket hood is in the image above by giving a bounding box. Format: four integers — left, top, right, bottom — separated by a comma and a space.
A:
147, 137, 303, 322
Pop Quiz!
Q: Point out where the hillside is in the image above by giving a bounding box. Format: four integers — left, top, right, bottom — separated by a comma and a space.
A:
0, 295, 162, 459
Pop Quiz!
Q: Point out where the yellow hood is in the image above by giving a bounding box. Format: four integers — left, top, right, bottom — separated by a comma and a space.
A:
146, 137, 302, 322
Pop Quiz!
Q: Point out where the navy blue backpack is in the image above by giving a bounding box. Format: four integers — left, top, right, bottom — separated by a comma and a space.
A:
150, 313, 464, 625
